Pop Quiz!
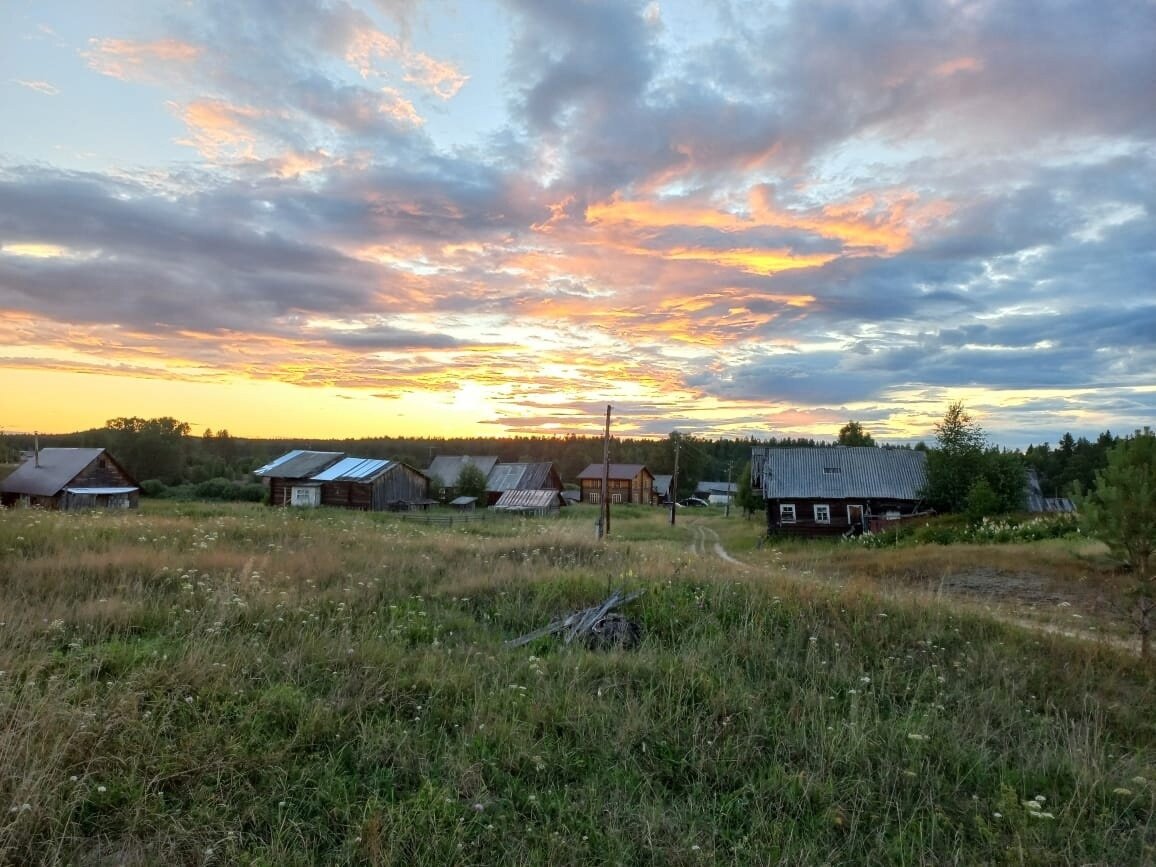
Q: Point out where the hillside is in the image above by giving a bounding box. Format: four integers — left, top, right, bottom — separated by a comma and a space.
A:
0, 503, 1152, 864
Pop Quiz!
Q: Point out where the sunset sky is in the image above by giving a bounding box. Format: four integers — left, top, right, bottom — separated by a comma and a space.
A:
2, 0, 1153, 446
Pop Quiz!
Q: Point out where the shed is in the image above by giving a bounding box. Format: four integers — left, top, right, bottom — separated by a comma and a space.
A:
484, 462, 564, 506
576, 463, 654, 505
255, 450, 344, 507
1024, 469, 1077, 514
754, 447, 928, 537
492, 489, 565, 515
651, 474, 673, 506
311, 456, 429, 511
695, 481, 737, 505
449, 495, 478, 511
0, 448, 139, 510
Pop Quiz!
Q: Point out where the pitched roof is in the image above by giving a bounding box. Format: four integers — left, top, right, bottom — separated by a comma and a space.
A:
312, 456, 398, 482
652, 474, 673, 496
1024, 469, 1077, 513
486, 462, 560, 492
426, 455, 499, 483
756, 447, 927, 500
254, 450, 344, 478
492, 489, 565, 511
0, 448, 125, 497
576, 463, 651, 480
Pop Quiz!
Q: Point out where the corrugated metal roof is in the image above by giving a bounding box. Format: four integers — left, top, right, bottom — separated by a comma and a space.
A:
757, 447, 927, 500
65, 487, 138, 495
1, 448, 107, 497
426, 455, 499, 483
1024, 469, 1077, 513
697, 481, 737, 495
486, 463, 528, 491
492, 489, 564, 511
652, 474, 673, 496
311, 456, 395, 482
486, 462, 558, 492
576, 463, 650, 480
255, 450, 344, 478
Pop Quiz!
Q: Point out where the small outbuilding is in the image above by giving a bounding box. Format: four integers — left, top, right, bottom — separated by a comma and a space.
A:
256, 450, 429, 510
0, 447, 139, 510
491, 488, 566, 516
484, 462, 564, 506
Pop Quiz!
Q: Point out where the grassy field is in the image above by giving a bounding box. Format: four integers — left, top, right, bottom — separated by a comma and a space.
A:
0, 502, 1153, 865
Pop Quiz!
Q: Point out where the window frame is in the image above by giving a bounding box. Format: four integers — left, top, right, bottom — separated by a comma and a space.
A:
779, 503, 797, 523
813, 503, 831, 523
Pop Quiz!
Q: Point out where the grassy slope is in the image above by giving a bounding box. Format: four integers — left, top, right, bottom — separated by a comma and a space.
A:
0, 502, 1152, 865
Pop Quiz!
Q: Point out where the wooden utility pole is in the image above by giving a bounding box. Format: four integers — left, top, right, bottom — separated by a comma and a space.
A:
725, 460, 733, 518
669, 439, 680, 525
600, 404, 611, 538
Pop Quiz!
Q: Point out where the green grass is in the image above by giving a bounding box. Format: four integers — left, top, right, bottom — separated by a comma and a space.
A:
0, 503, 1153, 864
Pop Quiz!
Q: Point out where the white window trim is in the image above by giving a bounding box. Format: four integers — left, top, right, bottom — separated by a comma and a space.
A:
780, 503, 797, 523
588, 491, 600, 504
814, 504, 831, 523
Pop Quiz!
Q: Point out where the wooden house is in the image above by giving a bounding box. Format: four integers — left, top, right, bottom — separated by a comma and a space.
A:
256, 450, 430, 510
0, 447, 139, 510
576, 463, 654, 505
255, 450, 344, 507
484, 462, 564, 506
753, 447, 927, 537
312, 456, 430, 511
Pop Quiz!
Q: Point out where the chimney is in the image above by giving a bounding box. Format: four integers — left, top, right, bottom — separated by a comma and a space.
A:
34, 431, 40, 468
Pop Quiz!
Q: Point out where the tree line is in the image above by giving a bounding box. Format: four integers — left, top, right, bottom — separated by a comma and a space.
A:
0, 411, 1128, 507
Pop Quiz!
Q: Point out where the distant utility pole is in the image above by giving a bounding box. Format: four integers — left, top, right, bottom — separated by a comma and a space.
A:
600, 404, 611, 538
669, 439, 680, 526
725, 460, 733, 518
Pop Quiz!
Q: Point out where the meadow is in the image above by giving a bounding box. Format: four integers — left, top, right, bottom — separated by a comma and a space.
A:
0, 502, 1152, 865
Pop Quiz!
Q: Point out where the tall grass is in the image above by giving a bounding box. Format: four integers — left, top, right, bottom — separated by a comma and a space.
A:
0, 503, 1152, 864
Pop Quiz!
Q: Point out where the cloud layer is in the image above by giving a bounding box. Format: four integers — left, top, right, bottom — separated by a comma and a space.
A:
2, 0, 1154, 442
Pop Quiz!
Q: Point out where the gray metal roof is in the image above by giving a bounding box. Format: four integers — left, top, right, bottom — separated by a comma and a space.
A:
652, 474, 673, 496
756, 447, 927, 500
486, 462, 559, 492
254, 450, 344, 478
311, 456, 395, 482
1, 448, 108, 497
576, 463, 651, 480
492, 489, 564, 511
426, 455, 499, 483
1024, 469, 1077, 513
65, 487, 138, 495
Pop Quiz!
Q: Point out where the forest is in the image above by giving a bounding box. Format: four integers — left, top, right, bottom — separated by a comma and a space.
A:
0, 416, 1123, 506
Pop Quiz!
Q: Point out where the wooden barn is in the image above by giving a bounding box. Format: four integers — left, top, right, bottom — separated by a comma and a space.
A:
425, 455, 499, 500
576, 463, 654, 505
484, 462, 564, 506
491, 488, 566, 516
0, 447, 139, 510
312, 456, 430, 511
256, 450, 430, 511
753, 446, 928, 537
255, 450, 344, 507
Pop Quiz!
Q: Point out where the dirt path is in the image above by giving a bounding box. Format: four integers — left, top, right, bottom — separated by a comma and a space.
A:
687, 523, 745, 566
687, 520, 1141, 655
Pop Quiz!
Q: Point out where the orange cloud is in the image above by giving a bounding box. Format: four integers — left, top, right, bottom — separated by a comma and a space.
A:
84, 38, 201, 81
934, 56, 984, 77
171, 98, 265, 159
345, 25, 468, 99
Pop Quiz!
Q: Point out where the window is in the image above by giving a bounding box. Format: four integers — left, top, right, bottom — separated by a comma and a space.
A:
814, 504, 831, 523
290, 486, 320, 507
780, 503, 797, 523
823, 467, 841, 474
611, 493, 623, 504
588, 491, 600, 504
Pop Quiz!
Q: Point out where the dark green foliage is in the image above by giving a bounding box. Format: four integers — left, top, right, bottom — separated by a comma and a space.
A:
1078, 428, 1156, 656
837, 420, 876, 447
455, 462, 488, 499
923, 403, 1024, 516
